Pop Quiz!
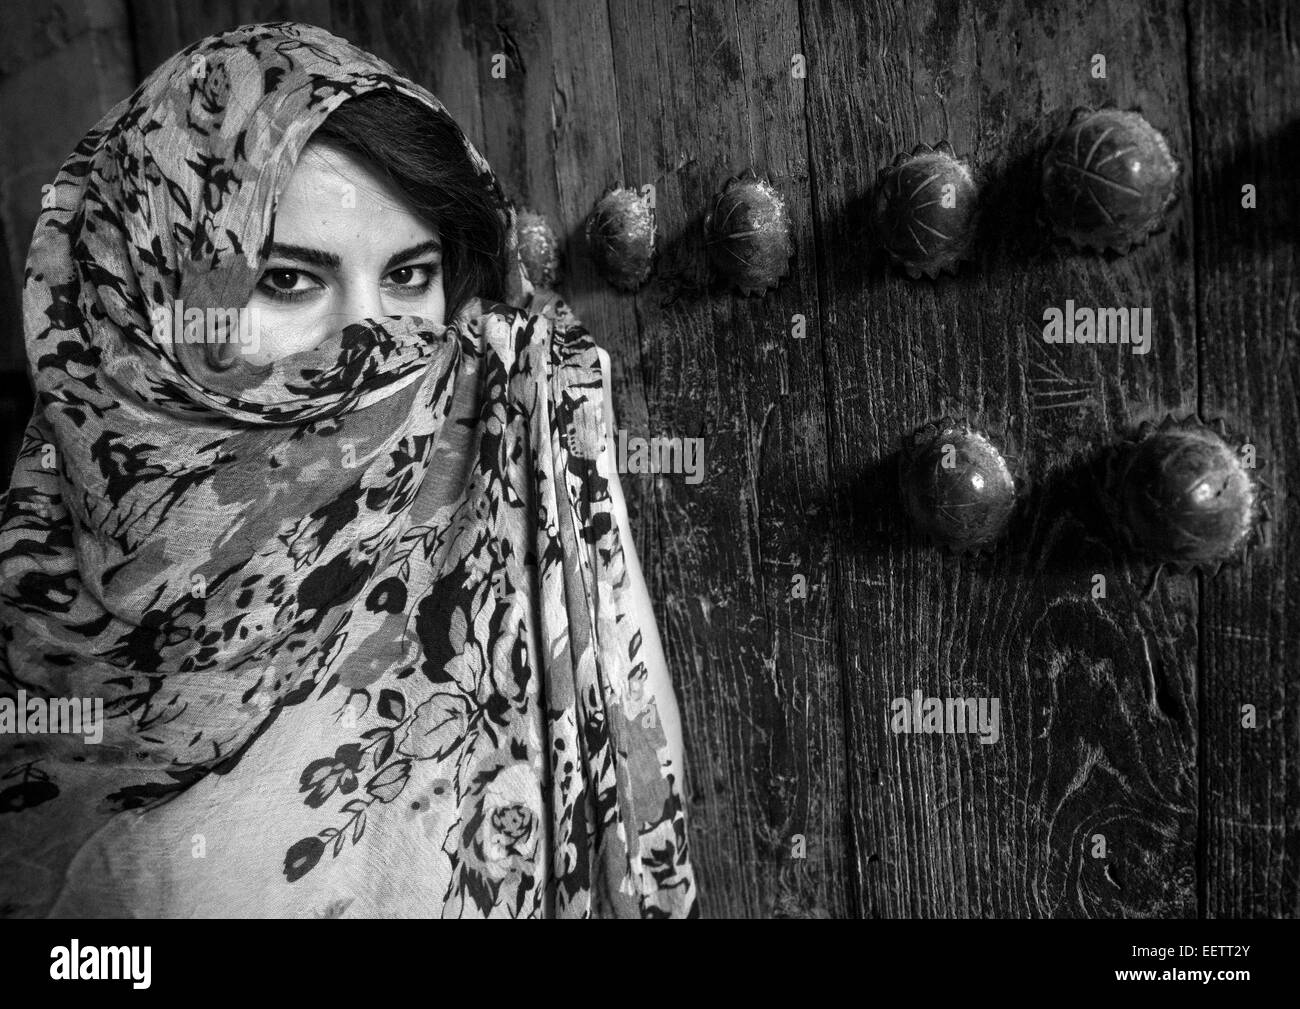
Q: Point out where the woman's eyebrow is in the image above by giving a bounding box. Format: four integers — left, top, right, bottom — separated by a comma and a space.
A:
382, 238, 442, 272
265, 239, 442, 273
267, 243, 341, 270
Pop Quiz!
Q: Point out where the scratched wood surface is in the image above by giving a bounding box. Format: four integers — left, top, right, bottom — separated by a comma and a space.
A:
1189, 0, 1299, 917
594, 0, 850, 917
0, 0, 136, 500
0, 0, 1294, 916
800, 0, 1201, 916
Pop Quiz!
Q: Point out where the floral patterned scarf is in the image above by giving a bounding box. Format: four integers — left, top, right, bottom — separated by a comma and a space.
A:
0, 21, 696, 918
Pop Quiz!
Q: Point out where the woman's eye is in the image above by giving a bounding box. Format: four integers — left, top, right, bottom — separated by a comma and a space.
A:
384, 264, 438, 292
256, 268, 321, 300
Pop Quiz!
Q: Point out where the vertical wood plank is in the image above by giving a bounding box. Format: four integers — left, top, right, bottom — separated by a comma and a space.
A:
459, 1, 559, 219
0, 0, 136, 366
129, 1, 333, 80
1189, 0, 1300, 917
0, 0, 137, 488
801, 0, 1200, 915
590, 0, 852, 916
325, 0, 488, 177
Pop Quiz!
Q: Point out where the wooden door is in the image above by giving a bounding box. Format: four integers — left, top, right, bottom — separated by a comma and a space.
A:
0, 0, 1294, 917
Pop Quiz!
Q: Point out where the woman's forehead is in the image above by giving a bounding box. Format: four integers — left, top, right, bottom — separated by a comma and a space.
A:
269, 143, 440, 261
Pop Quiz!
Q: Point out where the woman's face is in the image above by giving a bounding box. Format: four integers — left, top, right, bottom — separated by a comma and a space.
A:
244, 141, 445, 365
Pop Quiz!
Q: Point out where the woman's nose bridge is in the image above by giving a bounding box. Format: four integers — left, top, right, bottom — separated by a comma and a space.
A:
336, 272, 385, 323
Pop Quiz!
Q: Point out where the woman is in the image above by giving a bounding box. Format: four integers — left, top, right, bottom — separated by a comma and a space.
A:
0, 21, 697, 918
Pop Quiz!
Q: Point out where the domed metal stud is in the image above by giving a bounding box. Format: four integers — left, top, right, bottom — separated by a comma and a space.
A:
1041, 106, 1180, 254
899, 417, 1023, 554
1105, 415, 1264, 572
873, 141, 980, 279
585, 186, 656, 291
516, 209, 561, 289
704, 169, 793, 296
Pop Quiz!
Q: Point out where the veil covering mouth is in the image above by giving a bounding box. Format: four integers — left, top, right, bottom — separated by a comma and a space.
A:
0, 20, 697, 918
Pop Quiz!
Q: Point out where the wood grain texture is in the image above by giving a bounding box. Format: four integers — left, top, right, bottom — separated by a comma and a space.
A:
325, 0, 491, 184
0, 0, 138, 485
0, 0, 136, 370
1189, 0, 1300, 917
129, 0, 333, 79
596, 0, 852, 918
800, 0, 1200, 916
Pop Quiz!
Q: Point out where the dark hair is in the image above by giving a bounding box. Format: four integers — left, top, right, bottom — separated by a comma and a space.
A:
306, 89, 508, 323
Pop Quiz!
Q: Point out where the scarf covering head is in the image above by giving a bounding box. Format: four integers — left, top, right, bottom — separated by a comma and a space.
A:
0, 21, 697, 918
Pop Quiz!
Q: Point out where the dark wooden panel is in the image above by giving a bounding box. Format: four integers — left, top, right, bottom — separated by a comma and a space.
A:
0, 1, 138, 496
0, 1, 136, 371
1190, 0, 1300, 918
129, 0, 333, 79
0, 372, 34, 496
324, 0, 490, 184
801, 0, 1200, 916
589, 0, 852, 918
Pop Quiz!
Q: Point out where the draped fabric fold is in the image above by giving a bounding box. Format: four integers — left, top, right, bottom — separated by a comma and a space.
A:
0, 20, 696, 918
